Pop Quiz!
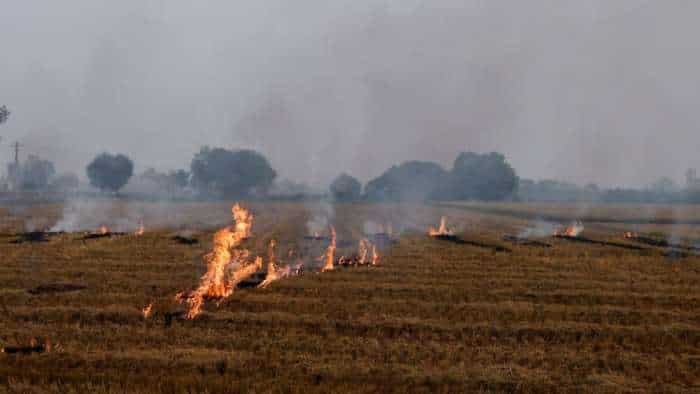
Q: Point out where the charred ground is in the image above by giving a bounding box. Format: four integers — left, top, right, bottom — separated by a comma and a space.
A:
0, 202, 699, 393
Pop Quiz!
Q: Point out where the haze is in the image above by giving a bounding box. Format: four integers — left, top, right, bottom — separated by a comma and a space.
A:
1, 0, 698, 188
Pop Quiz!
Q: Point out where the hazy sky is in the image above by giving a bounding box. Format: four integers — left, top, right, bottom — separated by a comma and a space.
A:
1, 0, 698, 187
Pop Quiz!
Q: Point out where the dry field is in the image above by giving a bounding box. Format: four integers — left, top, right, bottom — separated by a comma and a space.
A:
1, 201, 699, 393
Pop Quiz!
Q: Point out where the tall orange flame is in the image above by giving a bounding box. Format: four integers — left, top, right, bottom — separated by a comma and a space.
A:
176, 203, 259, 319
319, 226, 336, 272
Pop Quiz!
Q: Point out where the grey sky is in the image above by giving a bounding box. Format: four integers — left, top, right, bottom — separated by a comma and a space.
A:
1, 0, 698, 187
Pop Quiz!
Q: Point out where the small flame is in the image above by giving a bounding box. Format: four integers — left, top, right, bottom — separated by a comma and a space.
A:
338, 238, 380, 266
258, 240, 292, 289
134, 221, 145, 236
623, 231, 637, 239
142, 302, 153, 318
555, 221, 584, 237
99, 225, 109, 235
319, 226, 336, 272
371, 244, 380, 266
428, 216, 454, 236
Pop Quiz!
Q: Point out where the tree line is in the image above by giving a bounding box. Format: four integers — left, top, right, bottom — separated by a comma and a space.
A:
3, 145, 521, 202
332, 152, 518, 202
7, 136, 699, 203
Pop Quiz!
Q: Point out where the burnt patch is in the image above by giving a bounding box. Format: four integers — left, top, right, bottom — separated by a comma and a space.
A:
662, 249, 696, 259
554, 235, 647, 251
171, 235, 199, 245
10, 231, 64, 244
1, 344, 46, 355
28, 283, 87, 295
80, 232, 126, 240
502, 235, 552, 248
430, 235, 511, 253
625, 235, 700, 252
303, 235, 331, 242
236, 272, 267, 289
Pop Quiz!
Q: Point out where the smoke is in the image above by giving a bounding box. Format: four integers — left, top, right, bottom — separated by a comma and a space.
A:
518, 221, 558, 239
2, 1, 699, 188
363, 220, 391, 235
49, 199, 142, 232
305, 200, 334, 236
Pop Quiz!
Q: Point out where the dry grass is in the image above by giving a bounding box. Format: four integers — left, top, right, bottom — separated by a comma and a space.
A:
1, 201, 699, 393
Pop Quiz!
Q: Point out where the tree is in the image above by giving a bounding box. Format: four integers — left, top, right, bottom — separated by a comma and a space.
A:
649, 177, 678, 194
86, 153, 134, 192
330, 173, 362, 201
448, 152, 518, 201
365, 161, 448, 201
20, 155, 55, 190
128, 168, 190, 197
190, 147, 276, 198
0, 105, 9, 125
168, 169, 190, 190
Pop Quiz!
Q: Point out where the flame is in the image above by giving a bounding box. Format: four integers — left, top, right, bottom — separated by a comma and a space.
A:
134, 221, 145, 236
554, 221, 584, 237
258, 240, 292, 289
175, 203, 259, 319
142, 302, 153, 318
99, 225, 109, 235
171, 205, 383, 318
623, 231, 637, 239
428, 216, 454, 236
358, 238, 369, 263
337, 238, 380, 266
371, 244, 380, 266
319, 226, 336, 272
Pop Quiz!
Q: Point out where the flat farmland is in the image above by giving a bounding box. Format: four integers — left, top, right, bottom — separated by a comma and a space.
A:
1, 201, 699, 393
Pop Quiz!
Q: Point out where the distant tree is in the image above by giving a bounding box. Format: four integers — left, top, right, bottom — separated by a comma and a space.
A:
518, 178, 597, 202
365, 161, 448, 201
190, 147, 276, 198
20, 155, 55, 190
602, 188, 646, 203
330, 173, 362, 201
86, 153, 134, 192
268, 179, 316, 199
130, 168, 189, 196
648, 177, 678, 194
0, 105, 9, 125
168, 169, 190, 190
448, 152, 518, 201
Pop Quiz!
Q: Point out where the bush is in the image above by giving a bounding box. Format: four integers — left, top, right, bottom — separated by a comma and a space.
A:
190, 147, 276, 198
86, 153, 134, 192
365, 161, 448, 201
330, 173, 362, 201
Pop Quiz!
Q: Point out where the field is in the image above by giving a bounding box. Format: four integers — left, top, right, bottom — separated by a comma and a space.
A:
1, 201, 699, 393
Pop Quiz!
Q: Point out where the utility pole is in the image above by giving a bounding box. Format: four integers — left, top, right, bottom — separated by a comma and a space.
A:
12, 141, 21, 166
7, 141, 22, 191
